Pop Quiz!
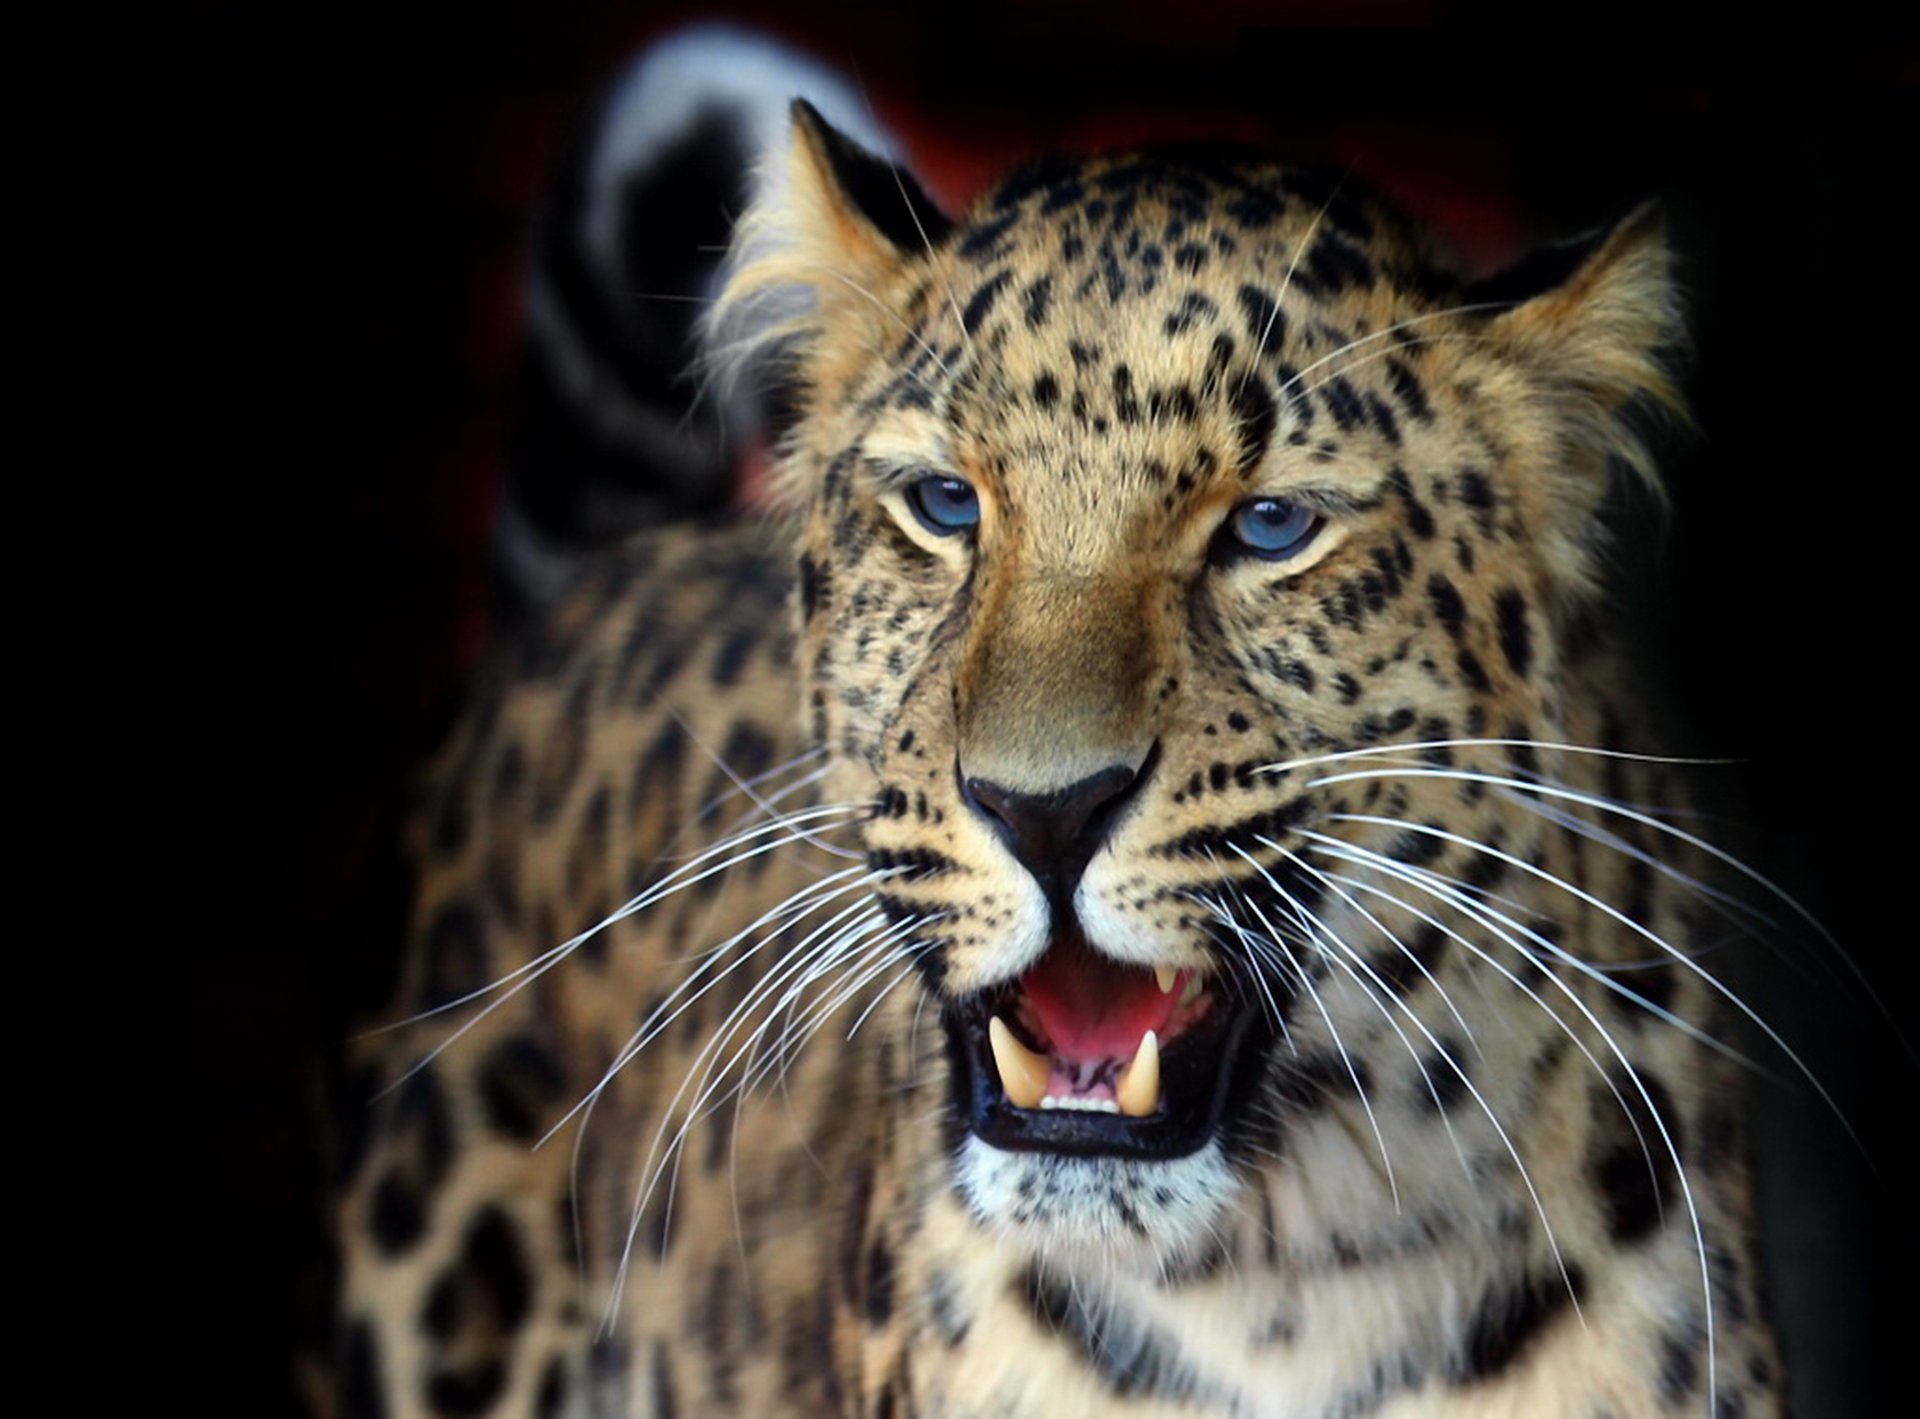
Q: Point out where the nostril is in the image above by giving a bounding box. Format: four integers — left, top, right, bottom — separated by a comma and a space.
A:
964, 766, 1132, 850
1080, 741, 1158, 845
957, 771, 996, 839
959, 748, 1156, 904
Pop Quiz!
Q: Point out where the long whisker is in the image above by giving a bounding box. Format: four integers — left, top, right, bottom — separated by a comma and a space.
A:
1321, 815, 1758, 1064
1502, 789, 1769, 929
1242, 172, 1345, 391
1305, 832, 1714, 1411
1276, 304, 1510, 400
1217, 874, 1400, 1209
605, 910, 924, 1322
751, 926, 942, 1096
551, 869, 898, 1146
1199, 849, 1299, 1045
652, 749, 833, 864
1190, 887, 1298, 1057
368, 814, 870, 1100
1202, 848, 1301, 1046
844, 67, 973, 365
664, 705, 865, 862
371, 804, 867, 1040
1262, 834, 1479, 1051
1260, 736, 1735, 780
1310, 763, 1910, 1063
1223, 852, 1606, 1315
823, 266, 953, 379
672, 913, 925, 1251
1331, 810, 1862, 1157
650, 909, 920, 1184
1267, 865, 1483, 1189
1309, 848, 1663, 1219
684, 744, 828, 830
604, 908, 896, 1318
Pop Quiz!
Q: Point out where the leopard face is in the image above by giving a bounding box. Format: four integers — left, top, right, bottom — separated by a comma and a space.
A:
717, 108, 1675, 1268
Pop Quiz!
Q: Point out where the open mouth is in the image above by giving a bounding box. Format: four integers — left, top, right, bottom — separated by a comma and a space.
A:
946, 931, 1271, 1160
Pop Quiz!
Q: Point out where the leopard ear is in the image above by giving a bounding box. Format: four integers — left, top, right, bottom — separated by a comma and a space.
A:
1483, 202, 1678, 389
707, 100, 949, 395
1476, 205, 1686, 590
786, 100, 952, 267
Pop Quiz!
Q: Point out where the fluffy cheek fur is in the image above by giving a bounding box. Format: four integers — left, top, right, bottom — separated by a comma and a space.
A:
953, 1136, 1239, 1271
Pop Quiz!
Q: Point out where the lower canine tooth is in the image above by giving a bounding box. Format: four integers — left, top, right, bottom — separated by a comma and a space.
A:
1116, 1029, 1160, 1117
988, 1016, 1050, 1110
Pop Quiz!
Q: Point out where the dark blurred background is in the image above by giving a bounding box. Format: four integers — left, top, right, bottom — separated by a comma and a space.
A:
192, 3, 1914, 1411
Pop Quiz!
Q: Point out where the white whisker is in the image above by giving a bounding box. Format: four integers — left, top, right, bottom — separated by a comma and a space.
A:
1276, 300, 1513, 400
1309, 847, 1664, 1216
1302, 831, 1713, 1402
552, 870, 898, 1146
1263, 834, 1479, 1051
1215, 868, 1401, 1209
368, 812, 871, 1100
664, 705, 866, 861
1331, 811, 1855, 1148
1244, 172, 1343, 384
605, 909, 926, 1322
1260, 736, 1734, 780
1306, 761, 1909, 1062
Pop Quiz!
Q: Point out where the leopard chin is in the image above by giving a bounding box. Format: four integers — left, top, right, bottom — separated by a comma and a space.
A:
953, 1136, 1240, 1268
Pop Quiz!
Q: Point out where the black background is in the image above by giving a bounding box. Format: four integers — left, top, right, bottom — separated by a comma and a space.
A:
192, 4, 1914, 1411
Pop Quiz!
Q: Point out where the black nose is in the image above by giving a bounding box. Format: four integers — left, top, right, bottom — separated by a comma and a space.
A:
961, 751, 1153, 908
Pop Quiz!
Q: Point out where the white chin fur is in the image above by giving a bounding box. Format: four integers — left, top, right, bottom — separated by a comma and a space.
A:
955, 1135, 1237, 1270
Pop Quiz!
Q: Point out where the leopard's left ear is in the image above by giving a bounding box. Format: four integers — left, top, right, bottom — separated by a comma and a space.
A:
1474, 205, 1686, 587
1481, 201, 1684, 451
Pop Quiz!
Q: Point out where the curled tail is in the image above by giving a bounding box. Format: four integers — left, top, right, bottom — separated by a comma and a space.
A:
499, 24, 900, 615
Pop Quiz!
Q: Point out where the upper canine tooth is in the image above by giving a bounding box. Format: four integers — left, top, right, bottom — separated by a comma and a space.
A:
988, 1016, 1050, 1110
1116, 1029, 1160, 1118
1154, 965, 1177, 994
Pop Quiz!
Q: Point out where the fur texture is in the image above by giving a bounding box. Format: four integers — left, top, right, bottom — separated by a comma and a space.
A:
337, 63, 1782, 1419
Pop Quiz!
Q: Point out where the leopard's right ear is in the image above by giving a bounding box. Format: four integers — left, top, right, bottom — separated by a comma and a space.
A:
707, 101, 950, 396
787, 100, 952, 271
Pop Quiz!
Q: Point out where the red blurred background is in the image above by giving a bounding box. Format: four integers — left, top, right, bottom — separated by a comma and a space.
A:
191, 5, 1913, 1410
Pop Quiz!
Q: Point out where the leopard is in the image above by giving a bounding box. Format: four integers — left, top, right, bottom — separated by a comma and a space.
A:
335, 47, 1787, 1419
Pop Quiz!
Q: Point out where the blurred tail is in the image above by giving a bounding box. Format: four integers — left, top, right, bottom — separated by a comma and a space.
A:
498, 24, 899, 616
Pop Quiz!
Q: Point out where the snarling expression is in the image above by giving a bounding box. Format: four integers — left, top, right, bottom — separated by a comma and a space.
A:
720, 111, 1674, 1262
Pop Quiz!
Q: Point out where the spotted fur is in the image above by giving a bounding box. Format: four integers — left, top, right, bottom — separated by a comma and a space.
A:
339, 83, 1782, 1419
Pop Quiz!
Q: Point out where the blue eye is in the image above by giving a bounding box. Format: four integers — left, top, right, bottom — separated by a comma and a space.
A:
906, 476, 981, 535
1225, 498, 1321, 561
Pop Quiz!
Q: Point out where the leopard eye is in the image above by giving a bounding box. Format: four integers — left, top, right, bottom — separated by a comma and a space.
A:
1222, 497, 1321, 562
906, 475, 981, 536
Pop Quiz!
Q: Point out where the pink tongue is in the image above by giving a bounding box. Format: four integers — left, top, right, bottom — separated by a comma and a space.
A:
1021, 945, 1175, 1062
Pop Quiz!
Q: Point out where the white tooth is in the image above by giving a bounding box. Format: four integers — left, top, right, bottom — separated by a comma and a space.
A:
1042, 1097, 1119, 1113
1116, 1029, 1160, 1118
989, 1016, 1050, 1110
1155, 965, 1178, 994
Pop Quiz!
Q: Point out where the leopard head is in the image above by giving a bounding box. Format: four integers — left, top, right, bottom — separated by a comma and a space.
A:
712, 104, 1678, 1266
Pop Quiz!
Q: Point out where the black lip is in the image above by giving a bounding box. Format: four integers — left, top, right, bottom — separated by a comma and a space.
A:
944, 985, 1276, 1161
